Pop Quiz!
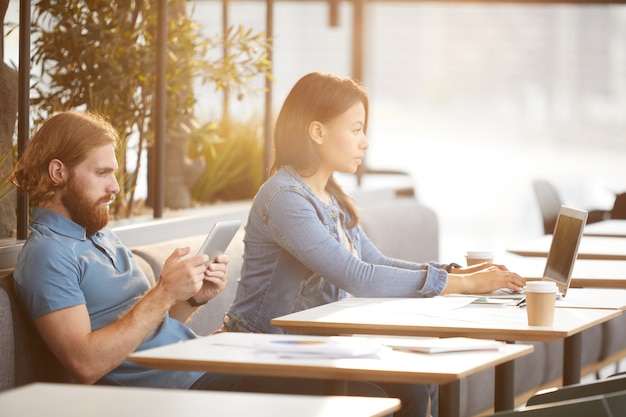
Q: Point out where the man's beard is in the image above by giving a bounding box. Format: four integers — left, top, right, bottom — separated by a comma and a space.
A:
61, 178, 113, 235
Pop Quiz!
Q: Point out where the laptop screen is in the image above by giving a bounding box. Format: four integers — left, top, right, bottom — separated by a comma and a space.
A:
542, 206, 588, 296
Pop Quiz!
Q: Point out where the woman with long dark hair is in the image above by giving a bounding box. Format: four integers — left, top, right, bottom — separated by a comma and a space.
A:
223, 72, 525, 417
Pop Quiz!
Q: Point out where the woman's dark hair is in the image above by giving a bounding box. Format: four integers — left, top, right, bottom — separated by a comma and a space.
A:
271, 72, 369, 227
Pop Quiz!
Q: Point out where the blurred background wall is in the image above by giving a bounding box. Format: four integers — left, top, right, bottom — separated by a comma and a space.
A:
5, 1, 625, 260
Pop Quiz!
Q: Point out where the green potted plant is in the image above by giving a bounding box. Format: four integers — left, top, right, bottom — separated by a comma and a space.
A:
29, 0, 271, 217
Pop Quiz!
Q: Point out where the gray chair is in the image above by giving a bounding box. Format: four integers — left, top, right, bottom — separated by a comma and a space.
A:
610, 192, 626, 220
0, 271, 71, 390
525, 372, 626, 407
532, 179, 609, 234
489, 388, 626, 417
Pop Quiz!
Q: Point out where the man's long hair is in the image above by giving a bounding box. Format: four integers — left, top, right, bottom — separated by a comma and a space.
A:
11, 111, 119, 204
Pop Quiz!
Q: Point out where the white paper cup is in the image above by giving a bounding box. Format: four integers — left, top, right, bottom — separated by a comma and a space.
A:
525, 281, 558, 326
466, 251, 494, 266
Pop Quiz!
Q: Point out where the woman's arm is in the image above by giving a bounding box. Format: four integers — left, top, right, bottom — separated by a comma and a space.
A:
266, 190, 524, 297
266, 190, 446, 297
442, 264, 525, 294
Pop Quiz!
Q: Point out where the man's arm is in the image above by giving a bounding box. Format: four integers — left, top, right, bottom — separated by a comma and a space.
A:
34, 247, 209, 384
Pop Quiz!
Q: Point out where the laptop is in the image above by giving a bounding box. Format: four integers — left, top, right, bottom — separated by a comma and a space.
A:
467, 205, 588, 300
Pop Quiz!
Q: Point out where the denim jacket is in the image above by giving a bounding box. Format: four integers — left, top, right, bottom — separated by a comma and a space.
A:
224, 166, 449, 334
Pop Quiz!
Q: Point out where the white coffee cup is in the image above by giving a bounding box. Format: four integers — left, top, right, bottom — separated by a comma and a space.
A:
466, 250, 494, 266
525, 281, 558, 326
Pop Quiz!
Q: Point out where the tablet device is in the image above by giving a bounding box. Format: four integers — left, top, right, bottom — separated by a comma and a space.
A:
197, 220, 242, 266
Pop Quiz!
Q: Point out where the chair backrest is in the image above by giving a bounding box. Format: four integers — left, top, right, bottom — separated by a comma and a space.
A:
610, 192, 626, 220
0, 270, 71, 391
532, 179, 562, 234
359, 197, 439, 263
526, 372, 626, 407
490, 389, 626, 417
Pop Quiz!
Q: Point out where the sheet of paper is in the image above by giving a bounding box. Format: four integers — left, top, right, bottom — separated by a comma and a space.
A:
376, 336, 504, 354
324, 297, 524, 325
203, 332, 384, 359
418, 305, 528, 324
353, 297, 475, 316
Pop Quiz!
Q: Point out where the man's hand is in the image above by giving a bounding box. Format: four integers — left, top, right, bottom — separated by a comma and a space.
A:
167, 253, 230, 323
157, 247, 211, 305
189, 254, 230, 304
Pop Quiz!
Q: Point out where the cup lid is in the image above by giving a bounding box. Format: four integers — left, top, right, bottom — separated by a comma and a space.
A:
525, 281, 558, 293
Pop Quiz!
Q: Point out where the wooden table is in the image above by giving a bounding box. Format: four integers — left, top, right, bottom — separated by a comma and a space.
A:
0, 382, 401, 417
499, 253, 626, 289
506, 235, 626, 260
583, 219, 626, 238
129, 332, 533, 417
270, 297, 620, 412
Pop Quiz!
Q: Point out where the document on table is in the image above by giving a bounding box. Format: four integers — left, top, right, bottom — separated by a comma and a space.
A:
418, 305, 528, 325
332, 297, 527, 325
377, 336, 505, 354
349, 297, 475, 315
205, 332, 384, 359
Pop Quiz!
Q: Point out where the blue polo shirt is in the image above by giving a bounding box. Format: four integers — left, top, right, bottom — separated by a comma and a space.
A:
14, 208, 203, 388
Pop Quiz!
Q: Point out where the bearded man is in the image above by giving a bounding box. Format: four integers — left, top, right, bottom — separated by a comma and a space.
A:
10, 111, 233, 387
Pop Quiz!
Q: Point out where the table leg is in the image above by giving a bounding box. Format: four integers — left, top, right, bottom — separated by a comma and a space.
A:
439, 380, 461, 417
563, 333, 582, 385
494, 360, 515, 411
